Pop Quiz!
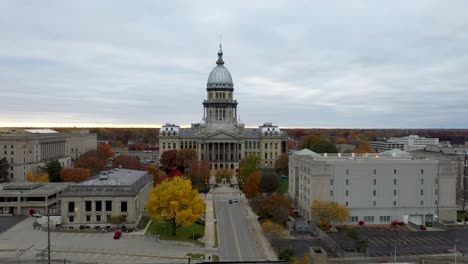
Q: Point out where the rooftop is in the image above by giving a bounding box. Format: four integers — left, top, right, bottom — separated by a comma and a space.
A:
0, 182, 72, 196
78, 169, 148, 186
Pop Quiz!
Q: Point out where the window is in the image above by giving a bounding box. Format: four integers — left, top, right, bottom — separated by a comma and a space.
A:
435, 178, 438, 184
420, 200, 424, 206
435, 200, 438, 205
85, 201, 92, 212
96, 201, 102, 212
265, 143, 267, 149
435, 189, 438, 195
420, 178, 424, 185
380, 216, 391, 223
264, 153, 267, 159
105, 201, 112, 211
394, 179, 397, 185
346, 169, 349, 175
373, 190, 376, 196
86, 215, 91, 222
393, 189, 397, 196
421, 169, 424, 174
350, 216, 358, 223
330, 190, 334, 196
373, 201, 376, 206
364, 216, 375, 223
345, 202, 349, 206
68, 202, 75, 213
68, 216, 74, 223
345, 190, 349, 196
373, 179, 376, 185
121, 201, 127, 212
345, 179, 349, 186
373, 169, 376, 175
393, 169, 397, 174
96, 215, 101, 222
330, 179, 334, 185
420, 189, 424, 195
393, 201, 397, 206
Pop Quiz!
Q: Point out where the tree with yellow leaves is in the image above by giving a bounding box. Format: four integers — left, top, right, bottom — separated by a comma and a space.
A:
26, 172, 49, 182
311, 200, 350, 225
145, 177, 204, 236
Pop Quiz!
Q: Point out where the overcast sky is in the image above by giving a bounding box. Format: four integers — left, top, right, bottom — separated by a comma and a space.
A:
1, 1, 467, 128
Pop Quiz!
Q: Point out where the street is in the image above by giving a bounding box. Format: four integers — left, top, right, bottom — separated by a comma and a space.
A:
214, 191, 264, 262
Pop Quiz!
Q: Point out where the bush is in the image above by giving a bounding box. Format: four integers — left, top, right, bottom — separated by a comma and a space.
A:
358, 220, 365, 226
319, 223, 332, 231
420, 225, 426, 231
399, 221, 405, 226
278, 248, 295, 261
391, 220, 399, 227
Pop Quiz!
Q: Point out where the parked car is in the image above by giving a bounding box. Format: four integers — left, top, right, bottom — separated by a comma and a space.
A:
113, 230, 122, 240
229, 200, 233, 204
32, 213, 42, 218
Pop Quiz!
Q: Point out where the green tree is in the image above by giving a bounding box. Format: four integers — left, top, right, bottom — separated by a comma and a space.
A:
0, 157, 10, 183
239, 155, 260, 183
310, 139, 338, 153
145, 177, 204, 236
274, 153, 289, 176
45, 160, 62, 182
299, 135, 322, 150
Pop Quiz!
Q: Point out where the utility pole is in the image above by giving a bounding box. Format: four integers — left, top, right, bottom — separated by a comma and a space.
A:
47, 214, 51, 264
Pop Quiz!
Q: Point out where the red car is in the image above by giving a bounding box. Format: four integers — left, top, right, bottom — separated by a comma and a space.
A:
113, 230, 122, 240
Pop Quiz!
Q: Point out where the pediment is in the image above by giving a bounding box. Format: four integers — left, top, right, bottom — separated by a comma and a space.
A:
205, 130, 238, 140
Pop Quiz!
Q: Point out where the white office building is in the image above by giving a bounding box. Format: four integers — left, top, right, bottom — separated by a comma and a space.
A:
289, 149, 457, 225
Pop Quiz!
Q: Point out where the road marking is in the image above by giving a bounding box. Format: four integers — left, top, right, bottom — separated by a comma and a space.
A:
227, 203, 243, 261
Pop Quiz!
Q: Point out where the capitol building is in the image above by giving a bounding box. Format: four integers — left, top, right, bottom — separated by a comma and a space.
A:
159, 45, 288, 170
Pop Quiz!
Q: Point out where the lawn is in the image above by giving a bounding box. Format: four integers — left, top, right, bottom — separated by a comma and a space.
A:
279, 177, 288, 194
146, 221, 205, 246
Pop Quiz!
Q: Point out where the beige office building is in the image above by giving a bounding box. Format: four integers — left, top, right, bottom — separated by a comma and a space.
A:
289, 149, 457, 225
159, 45, 288, 170
0, 129, 96, 182
60, 169, 152, 230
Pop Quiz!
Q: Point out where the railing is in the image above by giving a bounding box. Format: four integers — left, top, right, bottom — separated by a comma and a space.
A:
311, 224, 346, 257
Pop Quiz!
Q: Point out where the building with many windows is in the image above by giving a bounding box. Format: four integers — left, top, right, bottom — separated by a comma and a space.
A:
159, 45, 288, 170
289, 149, 457, 225
371, 135, 439, 152
0, 129, 96, 182
0, 182, 72, 215
59, 168, 152, 230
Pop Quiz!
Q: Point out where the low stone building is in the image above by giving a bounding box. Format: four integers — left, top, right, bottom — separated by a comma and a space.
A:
0, 182, 71, 215
60, 169, 152, 230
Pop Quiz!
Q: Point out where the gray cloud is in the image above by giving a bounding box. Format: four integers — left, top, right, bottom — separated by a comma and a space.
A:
0, 0, 467, 128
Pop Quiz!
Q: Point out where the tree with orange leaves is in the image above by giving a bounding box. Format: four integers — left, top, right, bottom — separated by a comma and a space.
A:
243, 171, 262, 199
60, 168, 91, 182
26, 172, 49, 182
75, 151, 106, 174
97, 143, 115, 160
353, 141, 375, 153
112, 155, 141, 170
146, 164, 165, 186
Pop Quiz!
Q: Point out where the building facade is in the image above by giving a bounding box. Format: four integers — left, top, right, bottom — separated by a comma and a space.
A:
0, 182, 71, 215
371, 135, 439, 153
289, 149, 457, 225
0, 129, 97, 182
159, 45, 288, 170
60, 169, 152, 230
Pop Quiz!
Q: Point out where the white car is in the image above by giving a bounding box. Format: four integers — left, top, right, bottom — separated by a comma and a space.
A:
32, 213, 42, 218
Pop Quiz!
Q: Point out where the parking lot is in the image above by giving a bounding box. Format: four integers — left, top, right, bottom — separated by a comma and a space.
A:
328, 227, 468, 257
0, 216, 26, 233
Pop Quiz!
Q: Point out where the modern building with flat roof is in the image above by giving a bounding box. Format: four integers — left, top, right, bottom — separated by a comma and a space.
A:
0, 182, 72, 215
60, 168, 152, 230
289, 149, 457, 226
371, 135, 439, 153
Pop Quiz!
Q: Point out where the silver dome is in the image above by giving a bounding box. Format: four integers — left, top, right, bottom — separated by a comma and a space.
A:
207, 65, 233, 85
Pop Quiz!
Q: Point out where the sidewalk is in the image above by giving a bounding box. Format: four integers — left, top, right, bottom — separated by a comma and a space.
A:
241, 195, 278, 261
204, 192, 216, 249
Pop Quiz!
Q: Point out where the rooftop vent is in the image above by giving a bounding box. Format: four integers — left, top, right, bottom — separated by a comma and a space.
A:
99, 174, 109, 181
